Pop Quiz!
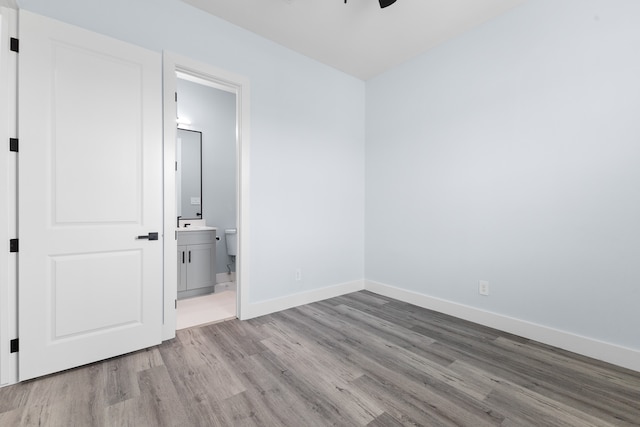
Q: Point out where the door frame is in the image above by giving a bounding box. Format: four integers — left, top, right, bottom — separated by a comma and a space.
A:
162, 52, 251, 340
0, 3, 18, 386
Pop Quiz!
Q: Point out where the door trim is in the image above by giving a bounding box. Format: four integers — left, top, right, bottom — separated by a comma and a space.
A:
0, 4, 18, 386
161, 52, 251, 340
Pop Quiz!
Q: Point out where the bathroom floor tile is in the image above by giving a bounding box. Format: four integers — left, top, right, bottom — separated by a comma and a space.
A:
176, 290, 236, 330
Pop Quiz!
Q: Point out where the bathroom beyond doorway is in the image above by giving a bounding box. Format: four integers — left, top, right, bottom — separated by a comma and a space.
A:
176, 286, 237, 330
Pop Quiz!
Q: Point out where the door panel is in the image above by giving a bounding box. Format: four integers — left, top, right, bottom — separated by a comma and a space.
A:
51, 250, 142, 337
188, 244, 215, 289
18, 10, 163, 381
53, 42, 142, 224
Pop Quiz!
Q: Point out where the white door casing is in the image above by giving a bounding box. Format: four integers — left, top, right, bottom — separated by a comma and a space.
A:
18, 11, 163, 381
0, 4, 18, 387
162, 51, 251, 334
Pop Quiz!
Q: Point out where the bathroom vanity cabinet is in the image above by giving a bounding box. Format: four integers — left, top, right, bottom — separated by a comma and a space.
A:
177, 229, 216, 299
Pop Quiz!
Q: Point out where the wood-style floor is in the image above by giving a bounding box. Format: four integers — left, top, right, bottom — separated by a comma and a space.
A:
1, 291, 638, 426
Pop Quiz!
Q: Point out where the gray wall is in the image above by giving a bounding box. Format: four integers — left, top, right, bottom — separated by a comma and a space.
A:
177, 79, 237, 276
365, 0, 640, 350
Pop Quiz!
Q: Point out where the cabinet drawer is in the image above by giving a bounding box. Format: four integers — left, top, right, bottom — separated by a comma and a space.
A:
177, 230, 215, 246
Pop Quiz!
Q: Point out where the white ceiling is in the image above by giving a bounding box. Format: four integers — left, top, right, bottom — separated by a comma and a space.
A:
182, 0, 526, 80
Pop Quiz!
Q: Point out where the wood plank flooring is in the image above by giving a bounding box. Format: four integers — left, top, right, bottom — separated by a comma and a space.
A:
1, 290, 638, 426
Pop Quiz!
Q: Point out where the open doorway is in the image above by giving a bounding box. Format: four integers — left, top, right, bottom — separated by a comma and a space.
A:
162, 52, 250, 339
175, 76, 237, 328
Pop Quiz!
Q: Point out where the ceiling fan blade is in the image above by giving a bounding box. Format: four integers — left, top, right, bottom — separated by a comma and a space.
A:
344, 0, 398, 8
379, 0, 397, 8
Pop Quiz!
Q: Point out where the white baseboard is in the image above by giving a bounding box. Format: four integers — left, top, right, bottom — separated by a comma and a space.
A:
243, 280, 365, 320
365, 280, 640, 373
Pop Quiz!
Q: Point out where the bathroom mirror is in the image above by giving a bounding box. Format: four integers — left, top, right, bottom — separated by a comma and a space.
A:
176, 129, 202, 219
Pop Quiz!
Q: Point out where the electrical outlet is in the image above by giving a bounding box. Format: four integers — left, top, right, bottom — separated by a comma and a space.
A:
295, 269, 302, 281
479, 280, 489, 296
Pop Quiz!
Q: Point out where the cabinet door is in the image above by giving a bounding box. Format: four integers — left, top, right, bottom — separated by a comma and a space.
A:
177, 246, 187, 292
186, 243, 215, 290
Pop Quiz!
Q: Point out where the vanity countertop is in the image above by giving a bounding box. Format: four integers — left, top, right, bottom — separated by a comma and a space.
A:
176, 226, 217, 232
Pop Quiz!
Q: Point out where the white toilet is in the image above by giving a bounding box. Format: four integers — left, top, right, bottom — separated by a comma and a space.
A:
214, 228, 238, 293
225, 228, 237, 257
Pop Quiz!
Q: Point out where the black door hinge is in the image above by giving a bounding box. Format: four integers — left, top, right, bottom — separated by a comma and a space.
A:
10, 338, 18, 353
9, 239, 18, 253
175, 92, 177, 102
175, 299, 177, 309
10, 38, 19, 53
9, 138, 18, 152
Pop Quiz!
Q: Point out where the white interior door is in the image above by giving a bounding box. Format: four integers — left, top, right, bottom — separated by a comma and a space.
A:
18, 10, 163, 381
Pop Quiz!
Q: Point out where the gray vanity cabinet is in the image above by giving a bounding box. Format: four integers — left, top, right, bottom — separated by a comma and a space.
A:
177, 230, 216, 298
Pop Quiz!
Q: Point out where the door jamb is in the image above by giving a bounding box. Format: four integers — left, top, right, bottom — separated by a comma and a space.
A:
161, 52, 250, 340
0, 4, 18, 387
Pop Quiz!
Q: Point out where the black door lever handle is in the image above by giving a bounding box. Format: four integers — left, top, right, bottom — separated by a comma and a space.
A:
137, 232, 159, 241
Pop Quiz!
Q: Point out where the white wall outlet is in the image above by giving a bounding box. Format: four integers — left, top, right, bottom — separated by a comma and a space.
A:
479, 280, 489, 296
295, 269, 302, 281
